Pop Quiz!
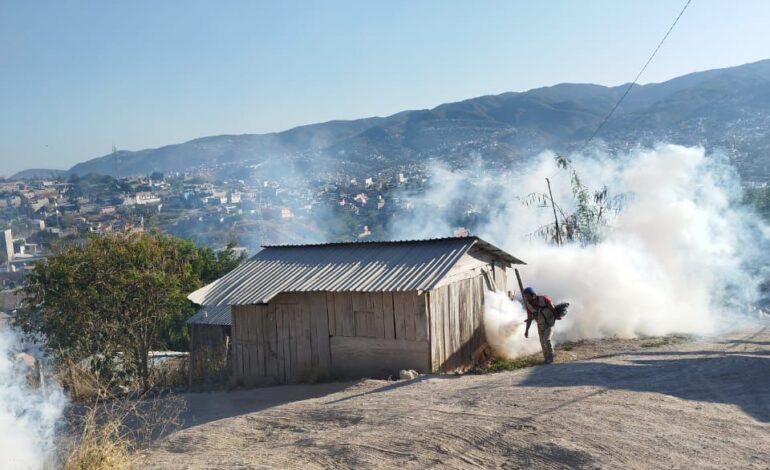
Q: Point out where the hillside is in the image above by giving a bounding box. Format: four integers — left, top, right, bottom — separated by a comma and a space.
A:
14, 59, 770, 182
9, 168, 70, 180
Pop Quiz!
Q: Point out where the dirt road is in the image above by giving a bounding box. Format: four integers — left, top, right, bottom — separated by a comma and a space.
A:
142, 325, 770, 469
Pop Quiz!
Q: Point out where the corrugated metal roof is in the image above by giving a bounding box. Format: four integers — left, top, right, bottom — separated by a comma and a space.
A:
187, 304, 232, 326
188, 236, 524, 306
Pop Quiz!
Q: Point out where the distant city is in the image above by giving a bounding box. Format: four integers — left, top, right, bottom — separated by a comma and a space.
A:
0, 159, 441, 282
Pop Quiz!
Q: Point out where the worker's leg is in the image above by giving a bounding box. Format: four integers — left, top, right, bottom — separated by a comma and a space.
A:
537, 325, 547, 361
540, 325, 554, 363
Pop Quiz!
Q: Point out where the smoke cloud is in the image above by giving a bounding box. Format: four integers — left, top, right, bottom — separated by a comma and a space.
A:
0, 327, 67, 469
394, 145, 769, 357
483, 291, 543, 358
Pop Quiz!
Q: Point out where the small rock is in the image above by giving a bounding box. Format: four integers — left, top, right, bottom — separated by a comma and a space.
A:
399, 369, 419, 380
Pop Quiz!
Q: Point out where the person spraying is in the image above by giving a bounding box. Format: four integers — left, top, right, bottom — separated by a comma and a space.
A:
522, 287, 560, 364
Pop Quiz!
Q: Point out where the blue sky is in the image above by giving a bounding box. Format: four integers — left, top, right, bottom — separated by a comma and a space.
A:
1, 0, 769, 176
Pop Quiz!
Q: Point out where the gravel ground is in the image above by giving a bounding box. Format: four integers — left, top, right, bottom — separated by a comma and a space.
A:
140, 324, 770, 469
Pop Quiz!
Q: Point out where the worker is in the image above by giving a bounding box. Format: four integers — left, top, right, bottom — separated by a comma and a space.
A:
522, 287, 556, 364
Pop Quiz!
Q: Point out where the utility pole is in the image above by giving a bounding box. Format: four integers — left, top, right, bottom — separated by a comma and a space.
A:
546, 177, 562, 246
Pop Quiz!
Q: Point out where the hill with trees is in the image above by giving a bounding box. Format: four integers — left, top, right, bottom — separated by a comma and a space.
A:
14, 59, 770, 183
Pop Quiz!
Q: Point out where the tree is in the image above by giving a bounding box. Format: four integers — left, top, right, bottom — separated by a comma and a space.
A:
16, 232, 244, 390
745, 187, 770, 221
192, 241, 247, 284
524, 156, 625, 246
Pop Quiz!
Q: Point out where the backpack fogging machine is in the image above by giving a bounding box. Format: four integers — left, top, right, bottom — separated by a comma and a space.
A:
514, 268, 569, 320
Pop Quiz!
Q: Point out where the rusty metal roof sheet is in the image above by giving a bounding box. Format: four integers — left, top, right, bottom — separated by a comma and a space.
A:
188, 236, 524, 306
187, 304, 231, 326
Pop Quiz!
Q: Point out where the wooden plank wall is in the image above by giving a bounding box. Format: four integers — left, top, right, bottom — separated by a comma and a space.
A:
493, 262, 508, 293
231, 292, 331, 384
428, 273, 488, 372
327, 291, 430, 378
231, 290, 431, 384
330, 336, 430, 378
325, 291, 426, 342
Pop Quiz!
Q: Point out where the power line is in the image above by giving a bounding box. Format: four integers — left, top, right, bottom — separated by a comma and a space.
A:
578, 0, 694, 153
539, 0, 694, 238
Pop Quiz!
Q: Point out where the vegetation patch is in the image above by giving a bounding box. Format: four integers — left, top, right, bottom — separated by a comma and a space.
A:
470, 354, 542, 374
640, 335, 688, 348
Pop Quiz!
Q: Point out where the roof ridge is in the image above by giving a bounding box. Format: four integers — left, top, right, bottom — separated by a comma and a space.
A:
261, 235, 479, 249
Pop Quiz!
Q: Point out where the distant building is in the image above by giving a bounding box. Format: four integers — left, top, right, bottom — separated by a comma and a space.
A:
354, 193, 368, 206
135, 192, 162, 205
1, 230, 13, 263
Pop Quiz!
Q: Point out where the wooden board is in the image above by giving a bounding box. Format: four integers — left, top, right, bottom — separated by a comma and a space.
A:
372, 292, 385, 339
414, 294, 428, 342
326, 293, 336, 336
330, 336, 430, 379
382, 292, 396, 340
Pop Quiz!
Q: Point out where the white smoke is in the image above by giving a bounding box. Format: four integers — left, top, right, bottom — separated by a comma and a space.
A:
0, 327, 67, 469
394, 145, 769, 357
483, 291, 542, 358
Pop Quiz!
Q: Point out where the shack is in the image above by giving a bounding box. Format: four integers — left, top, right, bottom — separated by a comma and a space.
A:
188, 236, 524, 384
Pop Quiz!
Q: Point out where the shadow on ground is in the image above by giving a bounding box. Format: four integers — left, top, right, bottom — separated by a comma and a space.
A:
176, 381, 355, 429
519, 347, 770, 422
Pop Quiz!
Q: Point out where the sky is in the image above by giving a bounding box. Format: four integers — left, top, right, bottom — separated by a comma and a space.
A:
1, 0, 769, 176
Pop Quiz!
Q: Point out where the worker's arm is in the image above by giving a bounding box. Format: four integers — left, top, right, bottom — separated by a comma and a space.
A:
523, 300, 533, 338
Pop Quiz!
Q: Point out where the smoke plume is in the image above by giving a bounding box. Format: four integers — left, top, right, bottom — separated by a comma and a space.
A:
0, 327, 67, 469
394, 145, 769, 357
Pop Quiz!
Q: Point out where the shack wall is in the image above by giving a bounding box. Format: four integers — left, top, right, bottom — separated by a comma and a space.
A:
427, 273, 489, 372
231, 291, 430, 384
327, 291, 430, 379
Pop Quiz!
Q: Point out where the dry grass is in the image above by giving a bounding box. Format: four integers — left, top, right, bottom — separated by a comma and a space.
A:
148, 357, 187, 390
58, 361, 108, 403
62, 409, 132, 470
640, 335, 688, 348
60, 394, 183, 470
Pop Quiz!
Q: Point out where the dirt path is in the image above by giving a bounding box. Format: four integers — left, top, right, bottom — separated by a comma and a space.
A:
141, 325, 770, 469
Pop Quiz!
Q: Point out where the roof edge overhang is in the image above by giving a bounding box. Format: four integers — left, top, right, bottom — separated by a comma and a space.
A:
471, 238, 526, 266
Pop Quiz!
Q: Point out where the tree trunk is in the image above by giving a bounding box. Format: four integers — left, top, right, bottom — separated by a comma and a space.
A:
138, 340, 150, 392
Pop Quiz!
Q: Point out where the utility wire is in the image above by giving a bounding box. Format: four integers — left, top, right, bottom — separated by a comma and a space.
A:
538, 0, 694, 241
578, 0, 694, 153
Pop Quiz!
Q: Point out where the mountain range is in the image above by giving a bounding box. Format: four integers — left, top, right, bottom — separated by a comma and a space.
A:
13, 59, 770, 182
